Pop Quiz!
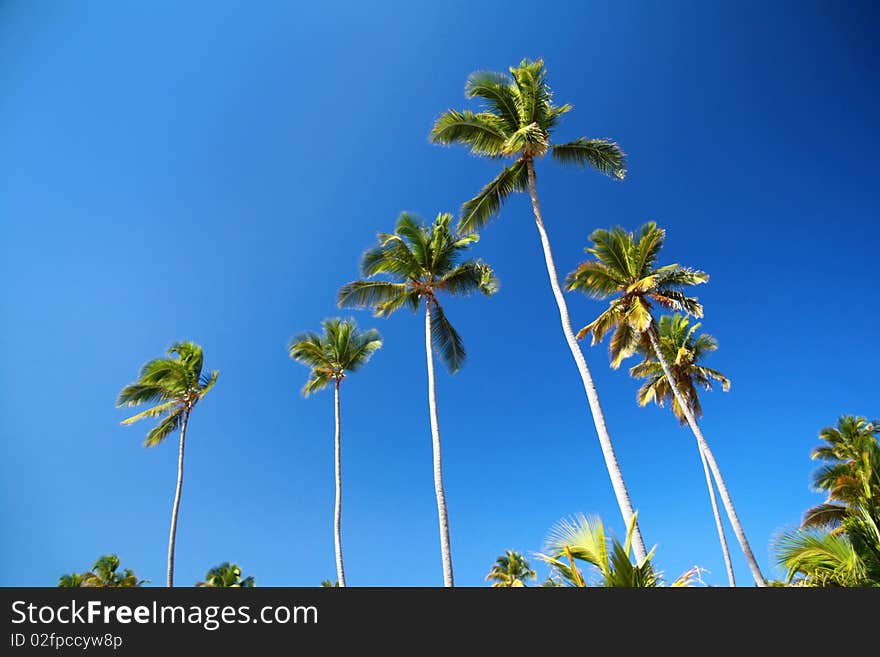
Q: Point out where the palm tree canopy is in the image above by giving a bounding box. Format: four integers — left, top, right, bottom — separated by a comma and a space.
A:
485, 550, 537, 587
338, 212, 498, 373
288, 318, 382, 396
565, 222, 709, 368
536, 513, 698, 587
803, 416, 880, 529
629, 314, 730, 424
197, 562, 255, 588
59, 555, 145, 588
430, 59, 627, 234
116, 341, 219, 447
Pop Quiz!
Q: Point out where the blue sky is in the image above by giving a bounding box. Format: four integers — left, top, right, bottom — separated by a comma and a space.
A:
1, 1, 877, 587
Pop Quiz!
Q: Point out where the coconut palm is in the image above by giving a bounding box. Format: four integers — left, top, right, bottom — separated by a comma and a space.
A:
536, 514, 700, 587
197, 562, 255, 587
289, 318, 382, 587
117, 342, 218, 587
629, 313, 736, 586
58, 555, 145, 588
803, 415, 879, 529
429, 59, 646, 561
338, 212, 498, 586
486, 550, 537, 587
565, 223, 766, 585
775, 416, 880, 586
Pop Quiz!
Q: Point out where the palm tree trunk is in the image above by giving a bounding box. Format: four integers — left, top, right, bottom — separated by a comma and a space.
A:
333, 380, 347, 587
646, 327, 766, 586
167, 409, 190, 587
525, 159, 647, 562
699, 446, 736, 586
424, 301, 455, 586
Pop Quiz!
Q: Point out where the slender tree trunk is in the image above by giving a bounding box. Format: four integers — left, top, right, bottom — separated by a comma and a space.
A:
525, 159, 647, 562
334, 380, 347, 587
699, 446, 736, 586
646, 327, 766, 586
424, 301, 455, 586
167, 409, 190, 588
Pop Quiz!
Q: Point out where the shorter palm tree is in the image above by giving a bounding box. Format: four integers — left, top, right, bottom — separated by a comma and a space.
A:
536, 514, 700, 587
320, 579, 339, 588
485, 550, 536, 587
289, 318, 382, 588
197, 562, 255, 587
117, 342, 218, 587
566, 223, 766, 586
338, 212, 498, 587
629, 314, 736, 586
58, 555, 145, 588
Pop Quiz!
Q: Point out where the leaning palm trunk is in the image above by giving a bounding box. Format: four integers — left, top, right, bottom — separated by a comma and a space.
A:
333, 381, 347, 587
646, 328, 766, 586
167, 410, 190, 587
699, 447, 736, 586
525, 159, 647, 562
424, 301, 455, 586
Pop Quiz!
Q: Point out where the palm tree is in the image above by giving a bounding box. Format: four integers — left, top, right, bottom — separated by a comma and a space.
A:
565, 223, 766, 586
486, 550, 537, 587
629, 313, 736, 586
536, 514, 700, 587
429, 59, 646, 561
775, 416, 880, 586
320, 579, 339, 588
338, 212, 498, 586
197, 562, 255, 587
59, 555, 145, 587
289, 319, 382, 587
803, 415, 879, 529
117, 342, 219, 587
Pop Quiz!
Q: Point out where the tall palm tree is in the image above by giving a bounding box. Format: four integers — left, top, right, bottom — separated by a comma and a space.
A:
338, 212, 498, 586
565, 223, 766, 585
629, 313, 736, 586
485, 550, 536, 587
289, 318, 382, 587
197, 562, 255, 587
429, 59, 646, 561
117, 342, 218, 587
536, 514, 700, 587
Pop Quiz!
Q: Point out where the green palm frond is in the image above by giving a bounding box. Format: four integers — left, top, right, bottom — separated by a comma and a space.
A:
430, 303, 466, 373
458, 160, 528, 235
144, 409, 183, 447
337, 281, 410, 314
429, 109, 507, 157
439, 260, 499, 296
464, 70, 520, 133
120, 400, 178, 426
551, 138, 626, 179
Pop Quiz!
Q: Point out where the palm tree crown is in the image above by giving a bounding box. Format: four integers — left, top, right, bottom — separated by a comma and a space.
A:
288, 318, 382, 396
337, 212, 498, 372
630, 314, 730, 424
430, 58, 626, 233
566, 222, 708, 368
116, 342, 218, 445
197, 562, 255, 588
485, 550, 537, 587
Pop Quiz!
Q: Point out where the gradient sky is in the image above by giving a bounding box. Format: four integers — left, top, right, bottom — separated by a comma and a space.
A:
1, 1, 877, 587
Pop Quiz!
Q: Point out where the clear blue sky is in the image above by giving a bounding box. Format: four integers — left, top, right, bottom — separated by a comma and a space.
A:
1, 1, 877, 587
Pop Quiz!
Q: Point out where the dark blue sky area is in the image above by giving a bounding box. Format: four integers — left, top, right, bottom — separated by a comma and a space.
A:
1, 1, 877, 586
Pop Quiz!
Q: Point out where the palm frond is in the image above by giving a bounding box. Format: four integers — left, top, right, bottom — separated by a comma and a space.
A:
438, 260, 499, 296
337, 281, 409, 315
429, 109, 507, 157
430, 302, 466, 373
144, 409, 183, 447
464, 70, 519, 133
551, 138, 626, 180
458, 159, 528, 235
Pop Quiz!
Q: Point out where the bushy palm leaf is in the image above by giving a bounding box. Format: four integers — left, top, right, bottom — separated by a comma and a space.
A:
197, 562, 255, 588
566, 223, 708, 368
117, 342, 218, 447
629, 314, 729, 424
288, 318, 382, 396
338, 212, 498, 373
485, 550, 537, 587
59, 555, 145, 588
430, 58, 625, 235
